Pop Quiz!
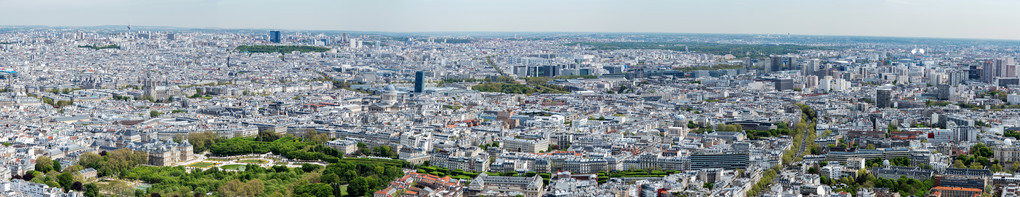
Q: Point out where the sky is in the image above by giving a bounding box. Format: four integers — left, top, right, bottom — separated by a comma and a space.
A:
2, 0, 1020, 40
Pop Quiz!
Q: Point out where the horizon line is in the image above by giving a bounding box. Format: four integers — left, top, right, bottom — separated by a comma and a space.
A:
4, 24, 1020, 42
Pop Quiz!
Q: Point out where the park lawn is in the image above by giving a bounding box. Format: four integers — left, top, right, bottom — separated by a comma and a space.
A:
221, 164, 246, 171
238, 159, 268, 164
186, 162, 217, 168
339, 184, 348, 196
205, 158, 231, 162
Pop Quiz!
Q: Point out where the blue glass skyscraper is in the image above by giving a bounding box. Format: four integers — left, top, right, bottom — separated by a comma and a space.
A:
269, 31, 281, 43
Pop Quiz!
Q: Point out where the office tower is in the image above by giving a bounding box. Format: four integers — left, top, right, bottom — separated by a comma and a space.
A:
999, 78, 1020, 88
968, 65, 982, 80
514, 66, 529, 77
805, 75, 818, 89
269, 31, 281, 43
802, 59, 820, 76
604, 65, 625, 74
689, 153, 749, 170
774, 78, 793, 91
937, 84, 952, 100
785, 57, 795, 70
578, 68, 591, 76
414, 71, 425, 93
770, 56, 794, 72
999, 57, 1017, 79
770, 56, 783, 72
743, 57, 753, 70
949, 70, 967, 85
927, 72, 943, 85
953, 126, 978, 142
538, 65, 561, 77
982, 57, 1017, 83
983, 60, 995, 83
876, 89, 892, 108
819, 77, 832, 92
166, 33, 175, 41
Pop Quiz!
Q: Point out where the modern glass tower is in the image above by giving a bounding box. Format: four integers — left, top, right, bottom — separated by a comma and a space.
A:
414, 71, 425, 93
269, 31, 281, 43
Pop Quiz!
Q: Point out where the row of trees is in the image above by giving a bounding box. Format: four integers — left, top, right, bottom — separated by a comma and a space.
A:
470, 76, 574, 95
1006, 130, 1020, 139
569, 42, 831, 58
190, 130, 330, 149
977, 90, 1009, 102
752, 104, 816, 196
207, 136, 343, 162
822, 169, 934, 197
149, 110, 162, 118
78, 149, 149, 178
417, 164, 558, 185
74, 130, 412, 197
746, 128, 792, 140
22, 156, 82, 193
218, 179, 265, 197
186, 131, 220, 153
17, 169, 82, 193
48, 88, 76, 94
745, 165, 780, 196
471, 82, 569, 95
780, 104, 817, 165
349, 142, 397, 158
479, 141, 500, 151
111, 95, 132, 101
125, 164, 316, 196
953, 143, 1004, 172
321, 159, 409, 197
34, 156, 62, 173
77, 44, 120, 50
117, 157, 408, 196
40, 97, 74, 108
235, 45, 330, 53
861, 157, 911, 168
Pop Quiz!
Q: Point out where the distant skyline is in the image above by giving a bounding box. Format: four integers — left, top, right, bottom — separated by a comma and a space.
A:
3, 0, 1020, 40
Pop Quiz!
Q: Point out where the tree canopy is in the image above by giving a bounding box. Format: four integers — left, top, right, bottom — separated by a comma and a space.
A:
235, 45, 330, 53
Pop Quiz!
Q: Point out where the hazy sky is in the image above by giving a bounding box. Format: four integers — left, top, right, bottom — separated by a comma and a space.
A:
2, 0, 1020, 40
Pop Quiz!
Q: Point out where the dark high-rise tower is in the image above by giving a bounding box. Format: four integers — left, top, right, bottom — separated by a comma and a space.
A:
414, 71, 425, 93
876, 88, 892, 108
770, 56, 783, 72
774, 78, 793, 91
969, 65, 982, 80
769, 56, 795, 72
269, 31, 281, 43
937, 84, 952, 100
742, 57, 753, 70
